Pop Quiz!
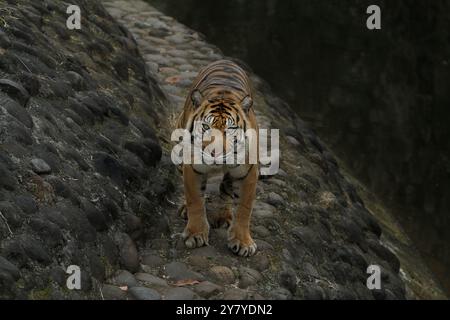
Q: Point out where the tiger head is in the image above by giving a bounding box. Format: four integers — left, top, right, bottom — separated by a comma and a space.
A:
189, 89, 254, 164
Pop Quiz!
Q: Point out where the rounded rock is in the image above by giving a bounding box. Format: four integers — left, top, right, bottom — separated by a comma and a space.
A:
30, 158, 51, 174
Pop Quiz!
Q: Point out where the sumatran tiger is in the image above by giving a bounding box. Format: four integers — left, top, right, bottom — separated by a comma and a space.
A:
175, 60, 259, 257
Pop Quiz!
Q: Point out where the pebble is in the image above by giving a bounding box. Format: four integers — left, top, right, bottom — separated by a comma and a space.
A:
0, 256, 20, 280
166, 34, 189, 44
252, 225, 271, 238
266, 192, 284, 207
191, 246, 218, 258
142, 254, 164, 268
164, 287, 196, 300
129, 287, 161, 300
209, 266, 235, 284
279, 268, 297, 293
303, 262, 320, 278
252, 202, 277, 219
238, 267, 262, 288
30, 158, 51, 174
135, 273, 168, 287
187, 255, 211, 269
164, 262, 205, 282
112, 270, 138, 288
193, 281, 222, 298
222, 288, 248, 300
254, 239, 274, 251
286, 136, 301, 146
250, 254, 270, 272
117, 233, 140, 273
101, 285, 127, 300
271, 287, 293, 300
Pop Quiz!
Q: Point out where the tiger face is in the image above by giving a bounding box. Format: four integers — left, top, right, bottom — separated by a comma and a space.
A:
190, 90, 253, 165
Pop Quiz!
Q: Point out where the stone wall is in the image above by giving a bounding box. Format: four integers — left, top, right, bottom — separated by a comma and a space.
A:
0, 0, 174, 299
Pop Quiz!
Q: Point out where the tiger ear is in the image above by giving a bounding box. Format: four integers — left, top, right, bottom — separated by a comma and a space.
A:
241, 95, 253, 113
191, 90, 203, 109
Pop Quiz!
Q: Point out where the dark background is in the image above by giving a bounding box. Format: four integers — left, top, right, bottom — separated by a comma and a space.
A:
148, 0, 450, 293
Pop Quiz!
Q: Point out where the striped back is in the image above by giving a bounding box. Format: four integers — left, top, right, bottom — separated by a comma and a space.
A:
190, 60, 252, 103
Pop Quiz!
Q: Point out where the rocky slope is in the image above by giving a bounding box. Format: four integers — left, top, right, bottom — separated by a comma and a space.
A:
0, 0, 173, 299
0, 0, 442, 299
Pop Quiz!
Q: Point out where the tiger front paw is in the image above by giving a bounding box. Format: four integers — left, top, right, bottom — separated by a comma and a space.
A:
227, 225, 257, 257
182, 218, 210, 249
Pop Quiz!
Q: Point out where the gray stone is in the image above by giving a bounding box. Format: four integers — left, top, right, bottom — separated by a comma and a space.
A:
30, 158, 51, 174
179, 64, 195, 71
112, 270, 138, 288
187, 255, 211, 269
117, 233, 140, 273
164, 262, 205, 282
129, 287, 161, 300
191, 246, 218, 258
101, 284, 127, 300
166, 34, 189, 44
209, 266, 235, 284
252, 202, 277, 218
250, 254, 270, 272
135, 273, 168, 287
222, 288, 248, 300
271, 287, 293, 300
253, 225, 271, 238
193, 281, 222, 298
238, 267, 262, 288
142, 254, 164, 268
279, 268, 297, 293
254, 239, 274, 251
0, 256, 20, 280
286, 136, 301, 146
303, 262, 320, 278
266, 192, 284, 207
164, 287, 196, 300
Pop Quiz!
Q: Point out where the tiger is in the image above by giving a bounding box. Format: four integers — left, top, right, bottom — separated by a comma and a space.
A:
175, 60, 259, 257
